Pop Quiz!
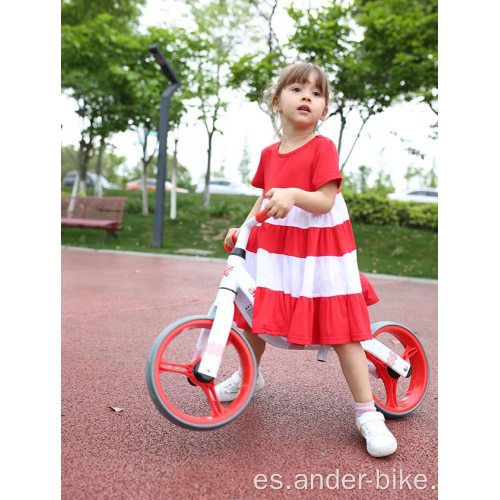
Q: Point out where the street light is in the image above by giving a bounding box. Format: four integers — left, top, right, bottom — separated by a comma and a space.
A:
148, 44, 181, 248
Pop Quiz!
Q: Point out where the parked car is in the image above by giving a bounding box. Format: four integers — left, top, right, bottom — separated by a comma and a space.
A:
386, 188, 438, 204
195, 178, 262, 196
62, 171, 121, 190
125, 178, 189, 193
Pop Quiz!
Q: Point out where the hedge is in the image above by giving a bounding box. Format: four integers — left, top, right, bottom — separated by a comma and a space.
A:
84, 188, 438, 232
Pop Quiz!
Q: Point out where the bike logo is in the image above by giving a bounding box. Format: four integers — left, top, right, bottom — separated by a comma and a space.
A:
224, 265, 234, 277
386, 351, 398, 368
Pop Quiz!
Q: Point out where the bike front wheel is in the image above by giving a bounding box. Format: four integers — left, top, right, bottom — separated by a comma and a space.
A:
146, 315, 257, 431
366, 321, 430, 418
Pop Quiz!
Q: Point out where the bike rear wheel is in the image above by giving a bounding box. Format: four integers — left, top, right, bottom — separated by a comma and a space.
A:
367, 321, 430, 418
146, 315, 257, 430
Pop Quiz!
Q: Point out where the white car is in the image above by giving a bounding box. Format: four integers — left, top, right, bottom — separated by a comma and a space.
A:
195, 178, 262, 196
386, 188, 438, 204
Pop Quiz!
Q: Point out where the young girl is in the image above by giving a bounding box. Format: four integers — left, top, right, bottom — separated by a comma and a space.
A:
216, 62, 397, 458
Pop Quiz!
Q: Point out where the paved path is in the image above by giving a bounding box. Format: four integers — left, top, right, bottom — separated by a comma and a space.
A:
61, 248, 438, 499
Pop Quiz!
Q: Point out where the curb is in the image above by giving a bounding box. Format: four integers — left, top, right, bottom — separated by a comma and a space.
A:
61, 246, 438, 285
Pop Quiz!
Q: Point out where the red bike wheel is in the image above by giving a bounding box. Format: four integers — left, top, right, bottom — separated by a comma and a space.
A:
366, 322, 430, 418
146, 315, 257, 430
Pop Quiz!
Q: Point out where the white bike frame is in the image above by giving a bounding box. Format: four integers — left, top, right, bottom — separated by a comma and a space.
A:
193, 212, 411, 381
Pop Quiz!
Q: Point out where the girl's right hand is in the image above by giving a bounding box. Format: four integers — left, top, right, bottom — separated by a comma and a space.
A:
224, 228, 238, 249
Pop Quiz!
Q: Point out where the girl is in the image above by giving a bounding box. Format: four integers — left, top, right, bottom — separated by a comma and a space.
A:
216, 62, 397, 458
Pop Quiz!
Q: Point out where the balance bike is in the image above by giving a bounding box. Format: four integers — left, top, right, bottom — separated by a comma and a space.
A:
146, 209, 430, 430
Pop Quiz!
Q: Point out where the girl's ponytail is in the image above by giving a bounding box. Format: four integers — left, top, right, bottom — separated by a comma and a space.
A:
259, 81, 283, 141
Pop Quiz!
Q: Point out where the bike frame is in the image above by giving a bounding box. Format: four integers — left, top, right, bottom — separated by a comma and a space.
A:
194, 210, 411, 381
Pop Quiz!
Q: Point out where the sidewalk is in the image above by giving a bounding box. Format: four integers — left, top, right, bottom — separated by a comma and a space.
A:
61, 248, 438, 500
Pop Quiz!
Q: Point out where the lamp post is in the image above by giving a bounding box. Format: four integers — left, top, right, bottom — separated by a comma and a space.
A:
148, 44, 181, 248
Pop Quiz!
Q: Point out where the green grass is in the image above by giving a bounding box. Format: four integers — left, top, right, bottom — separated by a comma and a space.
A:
61, 190, 438, 279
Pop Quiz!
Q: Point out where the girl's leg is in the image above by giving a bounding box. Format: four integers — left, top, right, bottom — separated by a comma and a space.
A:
333, 341, 397, 457
332, 342, 372, 403
242, 328, 266, 367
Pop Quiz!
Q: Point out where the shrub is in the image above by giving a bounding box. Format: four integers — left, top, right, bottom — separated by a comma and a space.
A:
342, 192, 437, 232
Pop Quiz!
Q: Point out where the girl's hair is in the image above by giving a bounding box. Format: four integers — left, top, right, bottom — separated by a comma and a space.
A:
260, 62, 333, 140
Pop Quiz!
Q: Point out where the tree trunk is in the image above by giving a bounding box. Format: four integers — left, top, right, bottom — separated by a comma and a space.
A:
340, 108, 375, 171
95, 138, 105, 198
170, 136, 179, 220
203, 132, 213, 208
78, 139, 92, 195
337, 113, 347, 161
141, 131, 149, 216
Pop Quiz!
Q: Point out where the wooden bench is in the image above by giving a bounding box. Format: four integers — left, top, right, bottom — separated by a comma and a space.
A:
61, 196, 128, 245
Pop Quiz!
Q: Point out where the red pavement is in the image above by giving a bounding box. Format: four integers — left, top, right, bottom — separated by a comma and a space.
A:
61, 248, 438, 499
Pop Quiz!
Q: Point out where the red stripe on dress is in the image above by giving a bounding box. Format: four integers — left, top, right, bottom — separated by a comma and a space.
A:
233, 287, 373, 346
246, 219, 356, 258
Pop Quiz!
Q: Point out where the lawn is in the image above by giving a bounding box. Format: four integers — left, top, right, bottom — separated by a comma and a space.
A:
61, 190, 437, 279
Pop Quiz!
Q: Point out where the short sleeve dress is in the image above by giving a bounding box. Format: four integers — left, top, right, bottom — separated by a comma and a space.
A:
232, 135, 379, 346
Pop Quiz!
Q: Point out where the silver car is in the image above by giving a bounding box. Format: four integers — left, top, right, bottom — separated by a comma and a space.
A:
195, 178, 262, 196
387, 188, 438, 204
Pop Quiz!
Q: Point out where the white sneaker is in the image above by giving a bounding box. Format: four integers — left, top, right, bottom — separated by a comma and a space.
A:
356, 411, 397, 458
214, 368, 265, 402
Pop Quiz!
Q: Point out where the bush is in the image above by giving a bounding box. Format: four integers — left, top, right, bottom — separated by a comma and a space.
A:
342, 192, 437, 232
61, 187, 437, 231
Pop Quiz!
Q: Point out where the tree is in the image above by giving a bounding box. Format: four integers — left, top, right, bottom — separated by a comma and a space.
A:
238, 136, 252, 185
212, 153, 227, 179
403, 165, 425, 190
229, 0, 437, 170
425, 160, 438, 188
352, 0, 438, 116
120, 26, 195, 215
367, 167, 395, 198
358, 165, 372, 194
61, 3, 142, 195
61, 0, 145, 27
182, 0, 259, 206
61, 144, 126, 185
122, 153, 193, 190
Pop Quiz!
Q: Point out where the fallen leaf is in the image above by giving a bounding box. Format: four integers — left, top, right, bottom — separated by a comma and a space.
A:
108, 406, 123, 413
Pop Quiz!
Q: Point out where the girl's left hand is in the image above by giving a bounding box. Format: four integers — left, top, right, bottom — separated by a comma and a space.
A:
265, 188, 295, 219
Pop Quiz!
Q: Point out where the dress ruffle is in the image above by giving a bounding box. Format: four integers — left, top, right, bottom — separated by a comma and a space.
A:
233, 274, 378, 345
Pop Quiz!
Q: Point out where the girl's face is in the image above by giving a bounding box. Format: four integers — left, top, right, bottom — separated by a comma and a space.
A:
273, 74, 328, 132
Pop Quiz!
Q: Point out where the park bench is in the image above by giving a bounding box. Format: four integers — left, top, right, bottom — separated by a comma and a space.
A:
61, 196, 128, 244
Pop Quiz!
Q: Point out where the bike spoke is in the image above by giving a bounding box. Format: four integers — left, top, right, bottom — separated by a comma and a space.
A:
401, 345, 418, 361
200, 382, 226, 418
380, 373, 399, 409
366, 353, 385, 376
159, 360, 192, 377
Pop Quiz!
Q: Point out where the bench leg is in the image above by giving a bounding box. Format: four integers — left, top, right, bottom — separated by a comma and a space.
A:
100, 230, 118, 247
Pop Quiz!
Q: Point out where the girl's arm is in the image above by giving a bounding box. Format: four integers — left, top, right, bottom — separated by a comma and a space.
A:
244, 192, 265, 221
265, 181, 338, 218
224, 192, 264, 248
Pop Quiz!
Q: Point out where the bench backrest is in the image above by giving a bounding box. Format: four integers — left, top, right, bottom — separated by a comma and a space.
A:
61, 196, 128, 222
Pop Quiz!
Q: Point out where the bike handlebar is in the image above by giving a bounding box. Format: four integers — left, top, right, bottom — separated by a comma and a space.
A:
223, 208, 271, 252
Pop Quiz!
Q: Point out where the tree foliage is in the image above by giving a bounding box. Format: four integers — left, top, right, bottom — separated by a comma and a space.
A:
229, 0, 437, 170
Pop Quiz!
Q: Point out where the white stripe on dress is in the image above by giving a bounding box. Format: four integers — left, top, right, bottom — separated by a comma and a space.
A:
245, 248, 362, 299
259, 191, 350, 229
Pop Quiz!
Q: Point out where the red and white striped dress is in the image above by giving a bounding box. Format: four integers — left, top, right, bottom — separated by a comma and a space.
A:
233, 135, 378, 346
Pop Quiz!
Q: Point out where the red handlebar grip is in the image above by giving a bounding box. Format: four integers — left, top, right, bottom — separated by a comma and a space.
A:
256, 209, 270, 223
223, 231, 239, 253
